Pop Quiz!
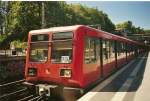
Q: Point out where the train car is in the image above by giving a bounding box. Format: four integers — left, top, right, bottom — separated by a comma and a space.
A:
24, 25, 144, 99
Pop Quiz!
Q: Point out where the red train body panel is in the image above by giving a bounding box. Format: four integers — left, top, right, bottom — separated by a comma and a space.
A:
25, 25, 144, 91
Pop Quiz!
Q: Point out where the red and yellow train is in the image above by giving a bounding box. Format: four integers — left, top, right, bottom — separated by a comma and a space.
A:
24, 25, 145, 98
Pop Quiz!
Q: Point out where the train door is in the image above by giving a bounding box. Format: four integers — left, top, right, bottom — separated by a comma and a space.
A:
102, 40, 116, 76
83, 36, 101, 85
116, 42, 127, 68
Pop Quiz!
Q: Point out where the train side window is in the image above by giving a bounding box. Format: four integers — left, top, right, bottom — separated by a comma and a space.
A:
84, 37, 98, 64
102, 40, 109, 64
84, 37, 91, 63
102, 40, 115, 64
117, 42, 126, 59
96, 39, 100, 63
132, 45, 135, 55
117, 42, 121, 56
126, 44, 130, 57
109, 41, 115, 63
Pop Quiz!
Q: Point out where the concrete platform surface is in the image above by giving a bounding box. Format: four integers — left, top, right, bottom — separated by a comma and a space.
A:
78, 52, 150, 101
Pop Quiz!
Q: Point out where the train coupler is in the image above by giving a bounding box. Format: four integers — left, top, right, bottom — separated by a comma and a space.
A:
36, 84, 63, 97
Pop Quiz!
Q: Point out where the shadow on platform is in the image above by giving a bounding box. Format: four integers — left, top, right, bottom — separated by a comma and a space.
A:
99, 53, 148, 92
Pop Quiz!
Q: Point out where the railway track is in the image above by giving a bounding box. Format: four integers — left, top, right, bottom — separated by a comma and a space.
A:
0, 79, 25, 94
0, 79, 48, 101
0, 79, 25, 86
0, 79, 29, 101
0, 79, 80, 101
0, 88, 28, 100
17, 95, 35, 101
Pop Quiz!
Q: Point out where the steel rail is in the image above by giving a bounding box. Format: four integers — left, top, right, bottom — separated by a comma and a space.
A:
0, 88, 27, 99
28, 96, 40, 101
0, 79, 25, 87
17, 95, 34, 101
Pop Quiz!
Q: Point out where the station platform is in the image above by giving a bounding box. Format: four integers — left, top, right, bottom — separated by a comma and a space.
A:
78, 52, 150, 101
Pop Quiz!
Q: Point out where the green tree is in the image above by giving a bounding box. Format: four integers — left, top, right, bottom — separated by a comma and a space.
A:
0, 1, 5, 35
7, 1, 41, 40
116, 21, 145, 34
0, 1, 116, 48
144, 29, 150, 34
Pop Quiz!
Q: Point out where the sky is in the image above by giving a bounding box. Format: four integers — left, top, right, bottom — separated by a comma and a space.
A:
67, 1, 150, 30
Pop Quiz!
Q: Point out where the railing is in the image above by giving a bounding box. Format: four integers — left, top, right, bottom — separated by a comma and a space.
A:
0, 49, 26, 56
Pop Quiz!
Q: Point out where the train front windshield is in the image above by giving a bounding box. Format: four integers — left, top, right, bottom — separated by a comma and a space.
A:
30, 34, 49, 62
29, 32, 73, 63
51, 32, 73, 63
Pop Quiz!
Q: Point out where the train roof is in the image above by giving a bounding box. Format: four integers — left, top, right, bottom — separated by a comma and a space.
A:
85, 26, 141, 45
29, 25, 82, 34
29, 25, 144, 46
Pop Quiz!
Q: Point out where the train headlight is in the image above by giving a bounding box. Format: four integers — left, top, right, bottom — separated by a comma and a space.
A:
39, 87, 45, 93
60, 69, 72, 78
28, 68, 37, 76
